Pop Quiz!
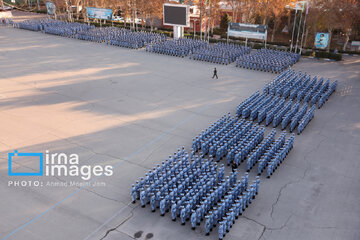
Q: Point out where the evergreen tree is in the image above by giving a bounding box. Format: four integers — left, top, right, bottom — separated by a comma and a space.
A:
220, 13, 231, 31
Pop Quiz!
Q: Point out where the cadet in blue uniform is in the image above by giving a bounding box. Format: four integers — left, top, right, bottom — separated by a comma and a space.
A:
191, 210, 197, 230
160, 197, 166, 216
150, 193, 156, 212
218, 221, 225, 240
255, 176, 260, 195
196, 205, 201, 225
131, 184, 137, 203
180, 206, 186, 225
171, 201, 177, 221
205, 215, 211, 235
156, 191, 161, 208
140, 188, 146, 208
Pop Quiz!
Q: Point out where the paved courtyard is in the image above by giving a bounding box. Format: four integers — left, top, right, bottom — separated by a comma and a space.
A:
0, 25, 359, 240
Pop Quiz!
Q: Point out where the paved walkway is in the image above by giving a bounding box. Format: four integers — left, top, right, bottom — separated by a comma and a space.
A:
0, 26, 359, 240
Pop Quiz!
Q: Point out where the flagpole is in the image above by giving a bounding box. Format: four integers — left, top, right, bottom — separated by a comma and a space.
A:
290, 5, 298, 52
208, 0, 211, 42
204, 0, 207, 41
295, 2, 304, 53
200, 0, 203, 40
299, 2, 308, 54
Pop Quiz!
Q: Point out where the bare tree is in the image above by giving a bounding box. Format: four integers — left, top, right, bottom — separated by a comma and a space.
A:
336, 0, 360, 50
269, 0, 292, 42
239, 0, 259, 23
226, 0, 241, 23
315, 0, 342, 51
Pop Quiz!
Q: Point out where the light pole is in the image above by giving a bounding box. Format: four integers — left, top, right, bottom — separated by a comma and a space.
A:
207, 1, 211, 43
134, 0, 138, 32
200, 0, 203, 40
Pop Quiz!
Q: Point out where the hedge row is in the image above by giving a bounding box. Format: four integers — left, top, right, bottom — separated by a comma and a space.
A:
315, 51, 342, 61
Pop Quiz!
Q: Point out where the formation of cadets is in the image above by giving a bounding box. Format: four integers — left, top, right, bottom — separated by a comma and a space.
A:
318, 81, 337, 109
42, 20, 93, 38
130, 147, 262, 240
236, 49, 300, 73
15, 19, 93, 36
191, 114, 295, 178
14, 19, 165, 49
297, 105, 316, 134
130, 68, 337, 238
257, 131, 295, 177
190, 43, 251, 65
146, 38, 208, 57
14, 19, 46, 31
237, 69, 337, 134
77, 27, 166, 49
10, 19, 305, 72
132, 110, 297, 239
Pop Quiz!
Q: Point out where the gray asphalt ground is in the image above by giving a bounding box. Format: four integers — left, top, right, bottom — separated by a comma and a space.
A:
0, 22, 360, 240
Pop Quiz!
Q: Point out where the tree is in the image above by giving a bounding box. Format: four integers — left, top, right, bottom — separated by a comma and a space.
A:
225, 0, 241, 23
261, 0, 270, 25
220, 13, 231, 31
307, 0, 359, 51
239, 0, 260, 23
336, 0, 360, 50
140, 0, 164, 30
269, 0, 292, 42
315, 0, 342, 51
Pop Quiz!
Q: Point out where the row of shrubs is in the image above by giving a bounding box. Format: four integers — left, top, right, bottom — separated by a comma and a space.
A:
338, 50, 360, 55
315, 51, 342, 61
302, 50, 342, 61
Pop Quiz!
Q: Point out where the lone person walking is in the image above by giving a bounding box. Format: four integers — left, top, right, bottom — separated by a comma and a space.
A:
212, 68, 218, 79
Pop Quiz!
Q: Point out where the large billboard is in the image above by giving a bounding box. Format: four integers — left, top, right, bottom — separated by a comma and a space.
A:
314, 32, 330, 49
0, 10, 13, 18
163, 4, 190, 27
46, 2, 56, 15
86, 7, 113, 20
228, 23, 267, 41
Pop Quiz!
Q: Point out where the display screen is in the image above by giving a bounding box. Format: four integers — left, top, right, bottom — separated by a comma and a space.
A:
164, 5, 187, 26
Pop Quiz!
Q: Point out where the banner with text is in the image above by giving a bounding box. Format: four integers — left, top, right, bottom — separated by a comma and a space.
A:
86, 7, 113, 20
228, 23, 267, 41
